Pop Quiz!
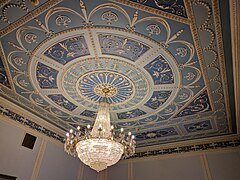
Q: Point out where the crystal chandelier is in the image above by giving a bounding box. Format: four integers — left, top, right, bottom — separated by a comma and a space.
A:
64, 88, 136, 172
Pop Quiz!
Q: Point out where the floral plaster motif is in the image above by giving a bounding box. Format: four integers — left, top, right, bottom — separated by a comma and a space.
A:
144, 55, 174, 85
80, 110, 97, 118
144, 91, 172, 109
44, 36, 89, 64
99, 34, 150, 61
175, 90, 211, 117
117, 108, 146, 119
48, 94, 77, 111
36, 62, 58, 89
101, 11, 118, 24
55, 15, 71, 27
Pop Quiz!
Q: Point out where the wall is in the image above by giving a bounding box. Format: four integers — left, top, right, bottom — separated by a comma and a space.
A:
106, 150, 240, 180
1, 118, 240, 180
0, 120, 98, 180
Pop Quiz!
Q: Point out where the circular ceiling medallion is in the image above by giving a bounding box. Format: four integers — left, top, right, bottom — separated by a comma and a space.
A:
62, 58, 149, 111
77, 71, 134, 104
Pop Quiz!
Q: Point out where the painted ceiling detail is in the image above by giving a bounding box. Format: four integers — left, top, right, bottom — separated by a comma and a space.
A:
0, 0, 235, 148
36, 62, 58, 89
99, 34, 150, 61
48, 94, 78, 111
130, 0, 187, 18
184, 120, 212, 133
175, 90, 211, 117
44, 35, 90, 64
144, 55, 174, 85
144, 90, 172, 109
78, 71, 134, 104
0, 57, 11, 88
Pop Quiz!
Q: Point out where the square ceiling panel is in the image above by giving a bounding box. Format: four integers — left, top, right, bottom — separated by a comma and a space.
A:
0, 0, 237, 150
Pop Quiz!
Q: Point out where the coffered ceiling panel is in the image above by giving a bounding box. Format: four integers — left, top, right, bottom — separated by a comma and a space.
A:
0, 0, 236, 148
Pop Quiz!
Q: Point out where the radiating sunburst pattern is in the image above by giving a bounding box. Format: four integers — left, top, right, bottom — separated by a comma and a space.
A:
78, 71, 134, 104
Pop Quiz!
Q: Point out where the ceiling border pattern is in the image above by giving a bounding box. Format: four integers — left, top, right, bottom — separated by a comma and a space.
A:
212, 0, 233, 131
185, 0, 232, 134
185, 0, 215, 112
131, 138, 240, 158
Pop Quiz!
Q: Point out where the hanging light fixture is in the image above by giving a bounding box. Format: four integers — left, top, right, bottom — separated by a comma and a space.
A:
64, 87, 136, 172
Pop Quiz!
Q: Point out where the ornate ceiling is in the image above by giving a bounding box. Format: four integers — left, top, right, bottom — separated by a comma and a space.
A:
0, 0, 236, 148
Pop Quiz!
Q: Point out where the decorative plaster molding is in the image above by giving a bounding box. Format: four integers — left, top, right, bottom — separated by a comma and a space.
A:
0, 0, 63, 37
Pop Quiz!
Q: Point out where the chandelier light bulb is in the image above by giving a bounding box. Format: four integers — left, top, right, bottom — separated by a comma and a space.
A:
69, 129, 73, 133
98, 124, 102, 130
77, 126, 81, 130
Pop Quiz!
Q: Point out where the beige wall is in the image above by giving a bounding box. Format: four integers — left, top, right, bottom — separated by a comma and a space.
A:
104, 148, 240, 180
0, 120, 98, 180
107, 150, 240, 180
1, 119, 240, 180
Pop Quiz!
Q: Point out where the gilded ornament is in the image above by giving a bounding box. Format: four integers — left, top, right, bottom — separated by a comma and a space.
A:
56, 15, 71, 27
101, 11, 118, 24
